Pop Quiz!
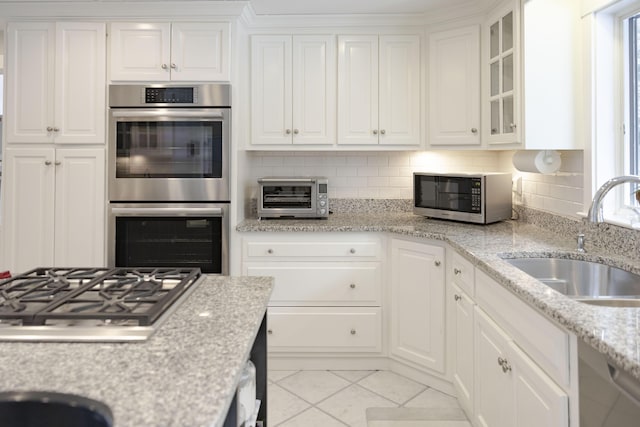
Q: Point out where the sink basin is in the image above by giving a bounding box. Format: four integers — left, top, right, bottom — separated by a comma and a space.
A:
503, 257, 640, 306
0, 391, 113, 427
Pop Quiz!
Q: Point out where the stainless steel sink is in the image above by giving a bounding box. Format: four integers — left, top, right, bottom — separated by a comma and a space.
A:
503, 257, 640, 307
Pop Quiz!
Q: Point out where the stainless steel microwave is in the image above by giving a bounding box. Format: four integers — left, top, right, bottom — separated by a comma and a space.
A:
258, 177, 329, 219
413, 172, 512, 224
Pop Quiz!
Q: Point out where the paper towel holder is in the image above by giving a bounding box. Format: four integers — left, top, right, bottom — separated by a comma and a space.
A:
512, 149, 562, 174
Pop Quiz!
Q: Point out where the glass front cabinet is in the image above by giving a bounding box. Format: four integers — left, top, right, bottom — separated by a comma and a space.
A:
485, 2, 521, 146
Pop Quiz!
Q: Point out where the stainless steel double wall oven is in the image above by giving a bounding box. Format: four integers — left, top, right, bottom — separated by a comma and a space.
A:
108, 84, 230, 274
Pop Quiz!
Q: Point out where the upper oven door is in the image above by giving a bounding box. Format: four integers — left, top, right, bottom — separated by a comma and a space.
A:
108, 108, 230, 202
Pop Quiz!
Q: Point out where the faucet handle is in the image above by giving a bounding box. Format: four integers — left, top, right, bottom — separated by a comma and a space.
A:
577, 233, 586, 253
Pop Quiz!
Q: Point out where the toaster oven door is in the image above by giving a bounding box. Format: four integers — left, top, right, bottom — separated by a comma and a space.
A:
258, 179, 317, 218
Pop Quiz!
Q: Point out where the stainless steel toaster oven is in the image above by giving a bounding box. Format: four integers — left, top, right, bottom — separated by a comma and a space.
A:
258, 177, 328, 219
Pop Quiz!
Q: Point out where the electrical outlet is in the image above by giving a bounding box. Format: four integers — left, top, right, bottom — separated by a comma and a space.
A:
512, 176, 522, 195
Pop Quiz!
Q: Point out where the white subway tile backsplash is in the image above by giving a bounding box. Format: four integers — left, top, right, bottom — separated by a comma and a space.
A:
246, 150, 586, 220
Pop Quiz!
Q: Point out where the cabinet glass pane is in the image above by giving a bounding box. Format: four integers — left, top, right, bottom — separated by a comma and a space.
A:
503, 54, 513, 92
502, 12, 513, 52
490, 61, 499, 96
491, 100, 500, 135
503, 96, 514, 134
490, 22, 500, 58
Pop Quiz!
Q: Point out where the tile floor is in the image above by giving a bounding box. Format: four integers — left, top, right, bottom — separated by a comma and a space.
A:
267, 370, 472, 427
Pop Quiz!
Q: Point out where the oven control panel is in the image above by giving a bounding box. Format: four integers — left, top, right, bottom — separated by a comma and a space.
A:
145, 87, 195, 104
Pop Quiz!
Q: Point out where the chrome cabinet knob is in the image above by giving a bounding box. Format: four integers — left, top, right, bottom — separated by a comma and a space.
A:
454, 268, 462, 275
498, 357, 505, 367
372, 129, 378, 135
434, 260, 441, 267
53, 127, 59, 132
170, 63, 177, 69
350, 329, 356, 335
267, 249, 274, 254
267, 329, 273, 334
471, 128, 478, 134
509, 123, 517, 129
54, 161, 61, 166
285, 129, 292, 135
349, 248, 356, 254
350, 283, 356, 289
293, 129, 299, 135
454, 294, 462, 301
161, 64, 168, 69
44, 160, 52, 166
380, 129, 386, 135
46, 126, 53, 132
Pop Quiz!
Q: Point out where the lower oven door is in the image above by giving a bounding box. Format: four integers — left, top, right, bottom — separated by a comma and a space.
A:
108, 203, 229, 274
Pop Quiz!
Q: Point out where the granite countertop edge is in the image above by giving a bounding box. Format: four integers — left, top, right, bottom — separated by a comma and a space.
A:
0, 275, 274, 427
237, 213, 640, 381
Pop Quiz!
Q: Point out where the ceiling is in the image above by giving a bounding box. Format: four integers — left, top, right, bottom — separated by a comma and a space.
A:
248, 0, 487, 15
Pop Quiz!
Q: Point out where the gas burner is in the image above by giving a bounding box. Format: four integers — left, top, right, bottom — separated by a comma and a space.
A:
0, 267, 202, 340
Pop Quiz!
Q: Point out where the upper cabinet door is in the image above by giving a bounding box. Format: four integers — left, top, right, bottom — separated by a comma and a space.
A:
251, 35, 293, 145
379, 35, 421, 146
170, 23, 230, 81
338, 35, 379, 145
5, 23, 55, 143
429, 26, 480, 147
5, 22, 106, 145
55, 22, 106, 144
292, 35, 336, 145
109, 23, 171, 81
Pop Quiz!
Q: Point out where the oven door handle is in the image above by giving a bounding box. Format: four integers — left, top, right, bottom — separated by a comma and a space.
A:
110, 110, 224, 119
111, 207, 224, 217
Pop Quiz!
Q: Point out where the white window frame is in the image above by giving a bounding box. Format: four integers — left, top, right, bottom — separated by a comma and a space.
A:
590, 0, 640, 229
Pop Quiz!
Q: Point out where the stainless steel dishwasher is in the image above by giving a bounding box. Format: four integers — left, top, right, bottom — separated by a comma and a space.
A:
579, 340, 640, 426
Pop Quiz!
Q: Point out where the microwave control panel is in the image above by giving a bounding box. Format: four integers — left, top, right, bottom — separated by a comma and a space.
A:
471, 178, 482, 212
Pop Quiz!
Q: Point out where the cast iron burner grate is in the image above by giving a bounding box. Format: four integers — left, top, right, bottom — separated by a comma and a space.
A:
0, 267, 201, 327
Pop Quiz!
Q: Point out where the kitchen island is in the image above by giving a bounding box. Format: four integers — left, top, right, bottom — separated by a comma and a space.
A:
238, 212, 640, 381
0, 275, 273, 427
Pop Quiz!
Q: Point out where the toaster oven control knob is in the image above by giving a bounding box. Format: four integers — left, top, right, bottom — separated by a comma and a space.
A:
320, 208, 327, 215
320, 200, 326, 207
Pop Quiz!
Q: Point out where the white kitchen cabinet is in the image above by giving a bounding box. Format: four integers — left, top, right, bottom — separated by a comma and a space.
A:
338, 35, 420, 146
250, 35, 336, 146
484, 0, 581, 149
474, 308, 569, 427
110, 22, 229, 81
242, 233, 382, 353
428, 25, 481, 147
5, 22, 106, 144
451, 283, 475, 416
390, 239, 445, 373
2, 148, 105, 273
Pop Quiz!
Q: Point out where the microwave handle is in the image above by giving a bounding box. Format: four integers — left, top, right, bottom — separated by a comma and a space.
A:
110, 110, 224, 119
111, 207, 224, 217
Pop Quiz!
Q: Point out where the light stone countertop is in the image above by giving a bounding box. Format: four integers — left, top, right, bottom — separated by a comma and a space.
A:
237, 213, 640, 381
0, 275, 273, 427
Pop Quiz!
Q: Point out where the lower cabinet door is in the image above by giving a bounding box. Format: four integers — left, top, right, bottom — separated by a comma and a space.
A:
511, 342, 569, 427
267, 307, 381, 352
390, 239, 445, 372
452, 284, 474, 416
474, 308, 514, 427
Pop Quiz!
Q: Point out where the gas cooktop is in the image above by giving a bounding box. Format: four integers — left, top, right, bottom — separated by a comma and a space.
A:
0, 267, 203, 342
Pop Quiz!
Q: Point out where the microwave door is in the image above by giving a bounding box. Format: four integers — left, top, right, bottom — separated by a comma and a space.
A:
414, 175, 439, 209
438, 177, 473, 212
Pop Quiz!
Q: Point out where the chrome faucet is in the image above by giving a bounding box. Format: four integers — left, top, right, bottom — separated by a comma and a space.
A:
587, 175, 640, 222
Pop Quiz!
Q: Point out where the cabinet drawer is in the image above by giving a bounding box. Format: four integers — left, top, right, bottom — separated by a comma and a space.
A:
476, 268, 570, 387
244, 262, 381, 306
451, 252, 475, 296
267, 307, 381, 352
244, 240, 380, 259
